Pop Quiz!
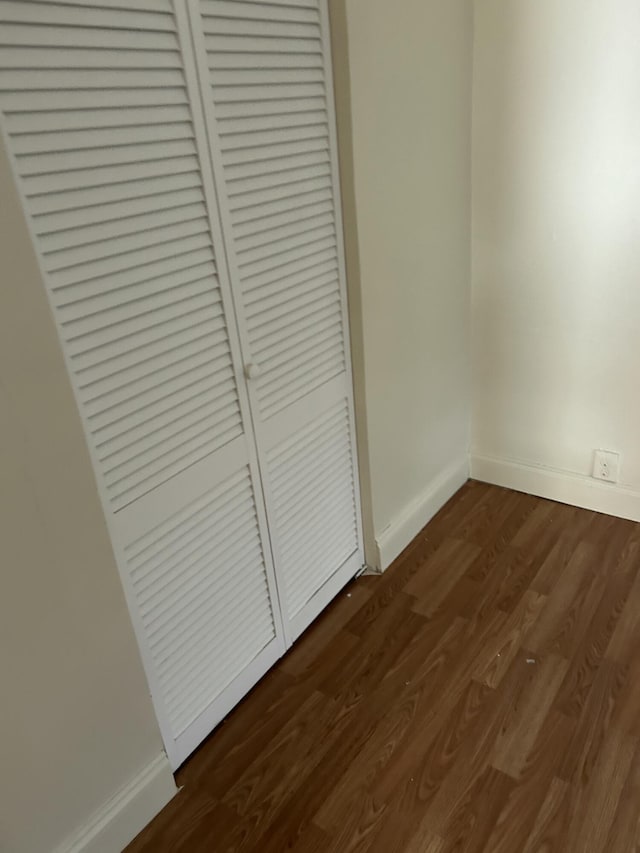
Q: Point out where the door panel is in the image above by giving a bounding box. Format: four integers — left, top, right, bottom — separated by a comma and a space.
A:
0, 0, 285, 769
191, 0, 364, 636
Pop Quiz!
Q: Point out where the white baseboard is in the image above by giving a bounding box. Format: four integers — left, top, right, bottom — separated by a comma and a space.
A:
375, 457, 469, 570
471, 453, 640, 523
54, 753, 177, 853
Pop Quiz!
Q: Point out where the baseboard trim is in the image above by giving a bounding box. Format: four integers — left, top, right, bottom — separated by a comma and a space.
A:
53, 753, 177, 853
471, 453, 640, 523
375, 457, 469, 570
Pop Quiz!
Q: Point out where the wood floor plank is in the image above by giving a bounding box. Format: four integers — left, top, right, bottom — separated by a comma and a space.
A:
557, 659, 628, 784
508, 499, 557, 549
176, 668, 306, 797
406, 538, 481, 615
254, 702, 380, 853
612, 655, 640, 739
376, 676, 497, 820
525, 540, 605, 658
489, 545, 549, 614
473, 589, 547, 688
482, 711, 575, 853
373, 611, 469, 701
490, 652, 569, 778
220, 690, 329, 823
323, 793, 387, 853
529, 530, 586, 596
369, 609, 508, 806
410, 657, 533, 838
438, 766, 515, 853
315, 614, 475, 835
389, 828, 444, 853
520, 776, 570, 853
563, 727, 637, 853
583, 511, 638, 553
321, 606, 427, 713
218, 693, 362, 852
553, 556, 637, 719
446, 543, 542, 626
345, 567, 425, 639
280, 581, 373, 677
464, 491, 541, 578
125, 483, 640, 853
313, 687, 426, 833
448, 483, 524, 546
604, 744, 640, 853
605, 547, 640, 665
289, 823, 332, 853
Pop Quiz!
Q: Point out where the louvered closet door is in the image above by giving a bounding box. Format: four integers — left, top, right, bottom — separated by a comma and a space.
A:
0, 0, 285, 769
188, 0, 364, 641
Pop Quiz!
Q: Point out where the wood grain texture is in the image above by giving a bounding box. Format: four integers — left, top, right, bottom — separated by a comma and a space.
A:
126, 481, 640, 853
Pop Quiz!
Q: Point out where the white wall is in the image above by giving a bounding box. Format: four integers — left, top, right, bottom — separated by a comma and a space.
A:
331, 0, 473, 568
472, 0, 640, 519
0, 133, 175, 853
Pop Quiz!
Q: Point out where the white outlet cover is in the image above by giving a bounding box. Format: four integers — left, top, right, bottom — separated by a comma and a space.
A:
592, 450, 620, 483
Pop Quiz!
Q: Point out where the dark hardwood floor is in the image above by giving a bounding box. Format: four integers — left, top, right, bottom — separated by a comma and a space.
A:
126, 480, 640, 852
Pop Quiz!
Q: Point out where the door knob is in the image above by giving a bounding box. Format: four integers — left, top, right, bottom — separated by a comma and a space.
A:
245, 362, 262, 380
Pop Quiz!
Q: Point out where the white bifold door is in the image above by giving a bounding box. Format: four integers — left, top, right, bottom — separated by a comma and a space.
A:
0, 0, 363, 768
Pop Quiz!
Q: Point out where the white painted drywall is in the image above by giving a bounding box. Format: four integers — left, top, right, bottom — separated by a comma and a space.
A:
331, 0, 473, 568
472, 0, 640, 507
0, 134, 175, 853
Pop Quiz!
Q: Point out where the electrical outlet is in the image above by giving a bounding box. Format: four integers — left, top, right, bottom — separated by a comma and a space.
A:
592, 450, 620, 483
